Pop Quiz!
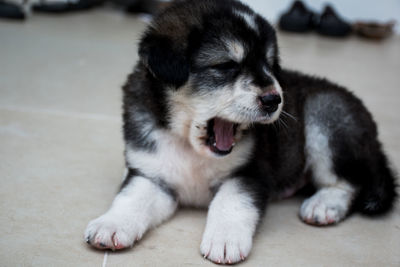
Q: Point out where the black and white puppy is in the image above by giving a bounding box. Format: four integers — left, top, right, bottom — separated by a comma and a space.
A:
85, 0, 397, 264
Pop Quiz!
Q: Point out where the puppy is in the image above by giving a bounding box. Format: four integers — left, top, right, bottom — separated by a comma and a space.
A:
85, 0, 397, 264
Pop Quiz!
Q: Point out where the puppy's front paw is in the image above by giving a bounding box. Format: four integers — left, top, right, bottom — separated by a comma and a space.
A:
84, 213, 144, 250
200, 222, 253, 264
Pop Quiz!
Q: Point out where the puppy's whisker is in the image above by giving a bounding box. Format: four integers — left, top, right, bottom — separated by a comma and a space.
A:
279, 118, 289, 129
274, 117, 289, 136
281, 110, 297, 122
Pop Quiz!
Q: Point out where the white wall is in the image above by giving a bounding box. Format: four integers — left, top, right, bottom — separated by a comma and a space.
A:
244, 0, 400, 33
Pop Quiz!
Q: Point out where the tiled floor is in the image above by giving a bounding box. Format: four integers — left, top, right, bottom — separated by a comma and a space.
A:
1, 8, 399, 267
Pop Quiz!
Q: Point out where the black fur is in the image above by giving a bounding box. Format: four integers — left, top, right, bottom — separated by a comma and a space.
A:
122, 64, 170, 151
139, 34, 190, 88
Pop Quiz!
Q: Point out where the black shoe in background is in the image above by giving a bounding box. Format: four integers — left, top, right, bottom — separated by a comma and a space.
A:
33, 0, 104, 13
0, 0, 25, 19
316, 5, 352, 37
112, 0, 170, 16
278, 0, 316, 32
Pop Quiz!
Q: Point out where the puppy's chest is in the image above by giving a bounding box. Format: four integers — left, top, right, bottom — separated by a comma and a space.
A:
156, 136, 235, 206
128, 133, 248, 207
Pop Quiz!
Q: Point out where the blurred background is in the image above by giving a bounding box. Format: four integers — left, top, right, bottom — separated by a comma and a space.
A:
1, 0, 400, 33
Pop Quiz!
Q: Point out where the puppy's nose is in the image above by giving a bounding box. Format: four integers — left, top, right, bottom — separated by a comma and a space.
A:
259, 91, 281, 113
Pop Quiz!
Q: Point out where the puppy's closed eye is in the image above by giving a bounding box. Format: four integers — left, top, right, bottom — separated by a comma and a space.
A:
210, 60, 240, 71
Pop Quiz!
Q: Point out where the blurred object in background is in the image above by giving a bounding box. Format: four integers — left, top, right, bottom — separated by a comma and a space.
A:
279, 0, 352, 37
112, 0, 171, 15
316, 4, 351, 37
0, 0, 171, 20
277, 0, 396, 40
0, 0, 27, 19
33, 0, 105, 13
354, 20, 395, 40
113, 0, 156, 14
278, 0, 317, 32
32, 0, 171, 15
245, 0, 400, 35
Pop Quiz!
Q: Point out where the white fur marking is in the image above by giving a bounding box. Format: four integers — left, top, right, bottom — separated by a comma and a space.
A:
305, 124, 337, 187
303, 119, 356, 225
234, 10, 258, 32
223, 39, 245, 62
85, 176, 177, 249
300, 184, 355, 225
200, 179, 259, 264
126, 130, 253, 207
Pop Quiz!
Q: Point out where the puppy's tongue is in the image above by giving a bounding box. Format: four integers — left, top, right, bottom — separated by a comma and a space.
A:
213, 118, 235, 151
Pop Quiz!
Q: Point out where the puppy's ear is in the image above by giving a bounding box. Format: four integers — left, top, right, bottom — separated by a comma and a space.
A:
139, 34, 189, 88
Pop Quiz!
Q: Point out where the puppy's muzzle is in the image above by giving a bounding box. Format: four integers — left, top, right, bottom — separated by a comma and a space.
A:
258, 90, 282, 113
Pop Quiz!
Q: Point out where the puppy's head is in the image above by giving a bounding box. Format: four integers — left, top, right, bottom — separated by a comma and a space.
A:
139, 0, 283, 157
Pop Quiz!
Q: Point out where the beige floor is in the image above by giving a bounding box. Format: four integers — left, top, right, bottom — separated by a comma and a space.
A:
0, 8, 399, 267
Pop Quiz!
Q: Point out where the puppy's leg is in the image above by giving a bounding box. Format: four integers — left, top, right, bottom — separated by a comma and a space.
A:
201, 179, 261, 264
300, 122, 356, 225
300, 90, 398, 225
85, 170, 177, 250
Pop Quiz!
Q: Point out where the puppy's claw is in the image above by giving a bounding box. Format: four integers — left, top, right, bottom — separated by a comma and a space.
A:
112, 233, 117, 247
203, 250, 210, 259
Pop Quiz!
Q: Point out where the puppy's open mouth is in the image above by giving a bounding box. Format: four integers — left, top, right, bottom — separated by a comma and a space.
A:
206, 118, 239, 156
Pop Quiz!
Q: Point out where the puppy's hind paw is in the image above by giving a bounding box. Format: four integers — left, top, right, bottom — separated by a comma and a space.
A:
299, 187, 352, 226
